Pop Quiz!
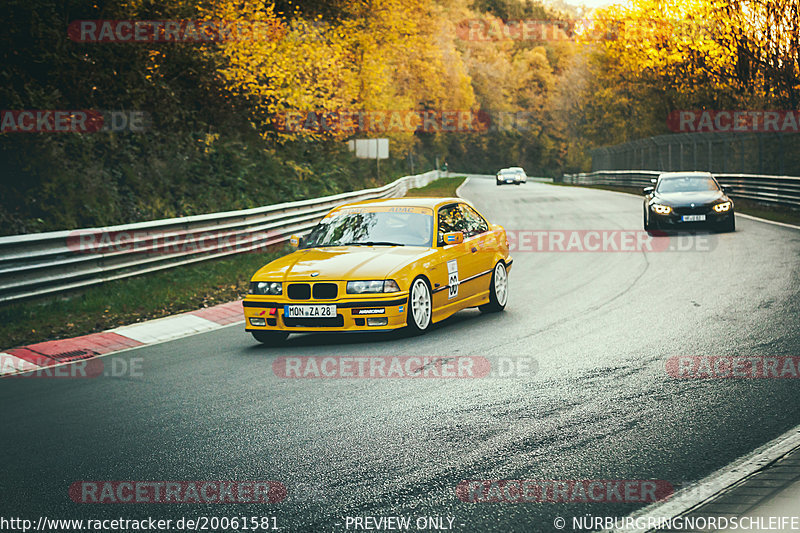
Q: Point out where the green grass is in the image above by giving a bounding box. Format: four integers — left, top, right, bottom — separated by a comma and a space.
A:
0, 249, 287, 350
552, 182, 800, 226
404, 176, 466, 197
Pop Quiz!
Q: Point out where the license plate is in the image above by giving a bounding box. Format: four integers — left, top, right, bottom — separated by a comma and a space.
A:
681, 214, 706, 222
283, 304, 336, 318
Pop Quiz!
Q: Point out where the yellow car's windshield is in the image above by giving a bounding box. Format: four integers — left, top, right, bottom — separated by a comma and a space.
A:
303, 209, 434, 248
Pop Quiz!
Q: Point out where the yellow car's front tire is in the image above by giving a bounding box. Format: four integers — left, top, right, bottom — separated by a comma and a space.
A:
406, 277, 433, 335
251, 331, 289, 345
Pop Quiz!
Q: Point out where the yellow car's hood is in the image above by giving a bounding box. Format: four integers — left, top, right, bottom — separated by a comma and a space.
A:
252, 246, 433, 281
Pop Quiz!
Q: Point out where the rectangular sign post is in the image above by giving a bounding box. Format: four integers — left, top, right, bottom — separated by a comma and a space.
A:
350, 139, 389, 180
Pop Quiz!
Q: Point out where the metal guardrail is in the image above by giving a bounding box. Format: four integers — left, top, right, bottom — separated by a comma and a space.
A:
0, 170, 439, 304
562, 170, 800, 209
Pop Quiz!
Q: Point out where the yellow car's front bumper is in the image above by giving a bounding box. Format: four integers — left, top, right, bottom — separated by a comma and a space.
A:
243, 294, 409, 333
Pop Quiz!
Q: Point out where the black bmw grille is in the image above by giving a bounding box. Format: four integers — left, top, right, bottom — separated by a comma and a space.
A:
288, 282, 338, 300
672, 205, 710, 215
312, 283, 338, 299
287, 283, 311, 300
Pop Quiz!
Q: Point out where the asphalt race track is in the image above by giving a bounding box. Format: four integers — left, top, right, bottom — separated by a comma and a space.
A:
2, 177, 799, 532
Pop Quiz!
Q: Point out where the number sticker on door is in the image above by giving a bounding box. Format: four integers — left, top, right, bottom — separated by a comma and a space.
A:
447, 259, 459, 299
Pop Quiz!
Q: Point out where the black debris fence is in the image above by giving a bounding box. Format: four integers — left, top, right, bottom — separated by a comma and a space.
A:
589, 132, 800, 177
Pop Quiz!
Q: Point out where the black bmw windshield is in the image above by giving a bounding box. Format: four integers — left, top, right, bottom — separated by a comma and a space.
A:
302, 209, 434, 248
657, 176, 720, 193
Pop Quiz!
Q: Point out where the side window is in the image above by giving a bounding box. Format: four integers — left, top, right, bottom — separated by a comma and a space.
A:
437, 204, 468, 245
459, 204, 489, 236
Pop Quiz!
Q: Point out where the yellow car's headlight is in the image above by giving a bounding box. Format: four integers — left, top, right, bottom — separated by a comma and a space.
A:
383, 280, 401, 292
713, 201, 732, 212
249, 281, 282, 295
652, 204, 672, 215
347, 280, 401, 294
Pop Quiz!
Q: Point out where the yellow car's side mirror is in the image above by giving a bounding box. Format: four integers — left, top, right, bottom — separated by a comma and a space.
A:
442, 231, 464, 245
289, 234, 302, 248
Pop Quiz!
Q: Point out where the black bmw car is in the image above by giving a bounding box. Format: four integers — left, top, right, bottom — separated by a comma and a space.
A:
643, 172, 735, 233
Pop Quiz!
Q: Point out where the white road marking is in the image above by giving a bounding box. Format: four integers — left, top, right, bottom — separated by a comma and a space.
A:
112, 314, 220, 344
455, 177, 471, 197
735, 212, 800, 231
605, 423, 800, 533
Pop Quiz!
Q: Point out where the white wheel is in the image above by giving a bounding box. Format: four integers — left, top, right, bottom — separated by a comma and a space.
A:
407, 278, 432, 333
480, 262, 508, 313
493, 262, 508, 306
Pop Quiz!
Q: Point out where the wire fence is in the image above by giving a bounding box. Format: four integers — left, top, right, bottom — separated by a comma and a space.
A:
591, 132, 800, 176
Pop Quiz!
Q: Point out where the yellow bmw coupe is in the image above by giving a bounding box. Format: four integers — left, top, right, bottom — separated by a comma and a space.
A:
243, 197, 512, 344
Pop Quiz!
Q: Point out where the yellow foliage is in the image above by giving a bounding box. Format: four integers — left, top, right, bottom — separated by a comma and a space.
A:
194, 0, 479, 150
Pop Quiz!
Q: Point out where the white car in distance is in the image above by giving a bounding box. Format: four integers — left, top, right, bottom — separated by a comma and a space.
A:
496, 167, 526, 186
